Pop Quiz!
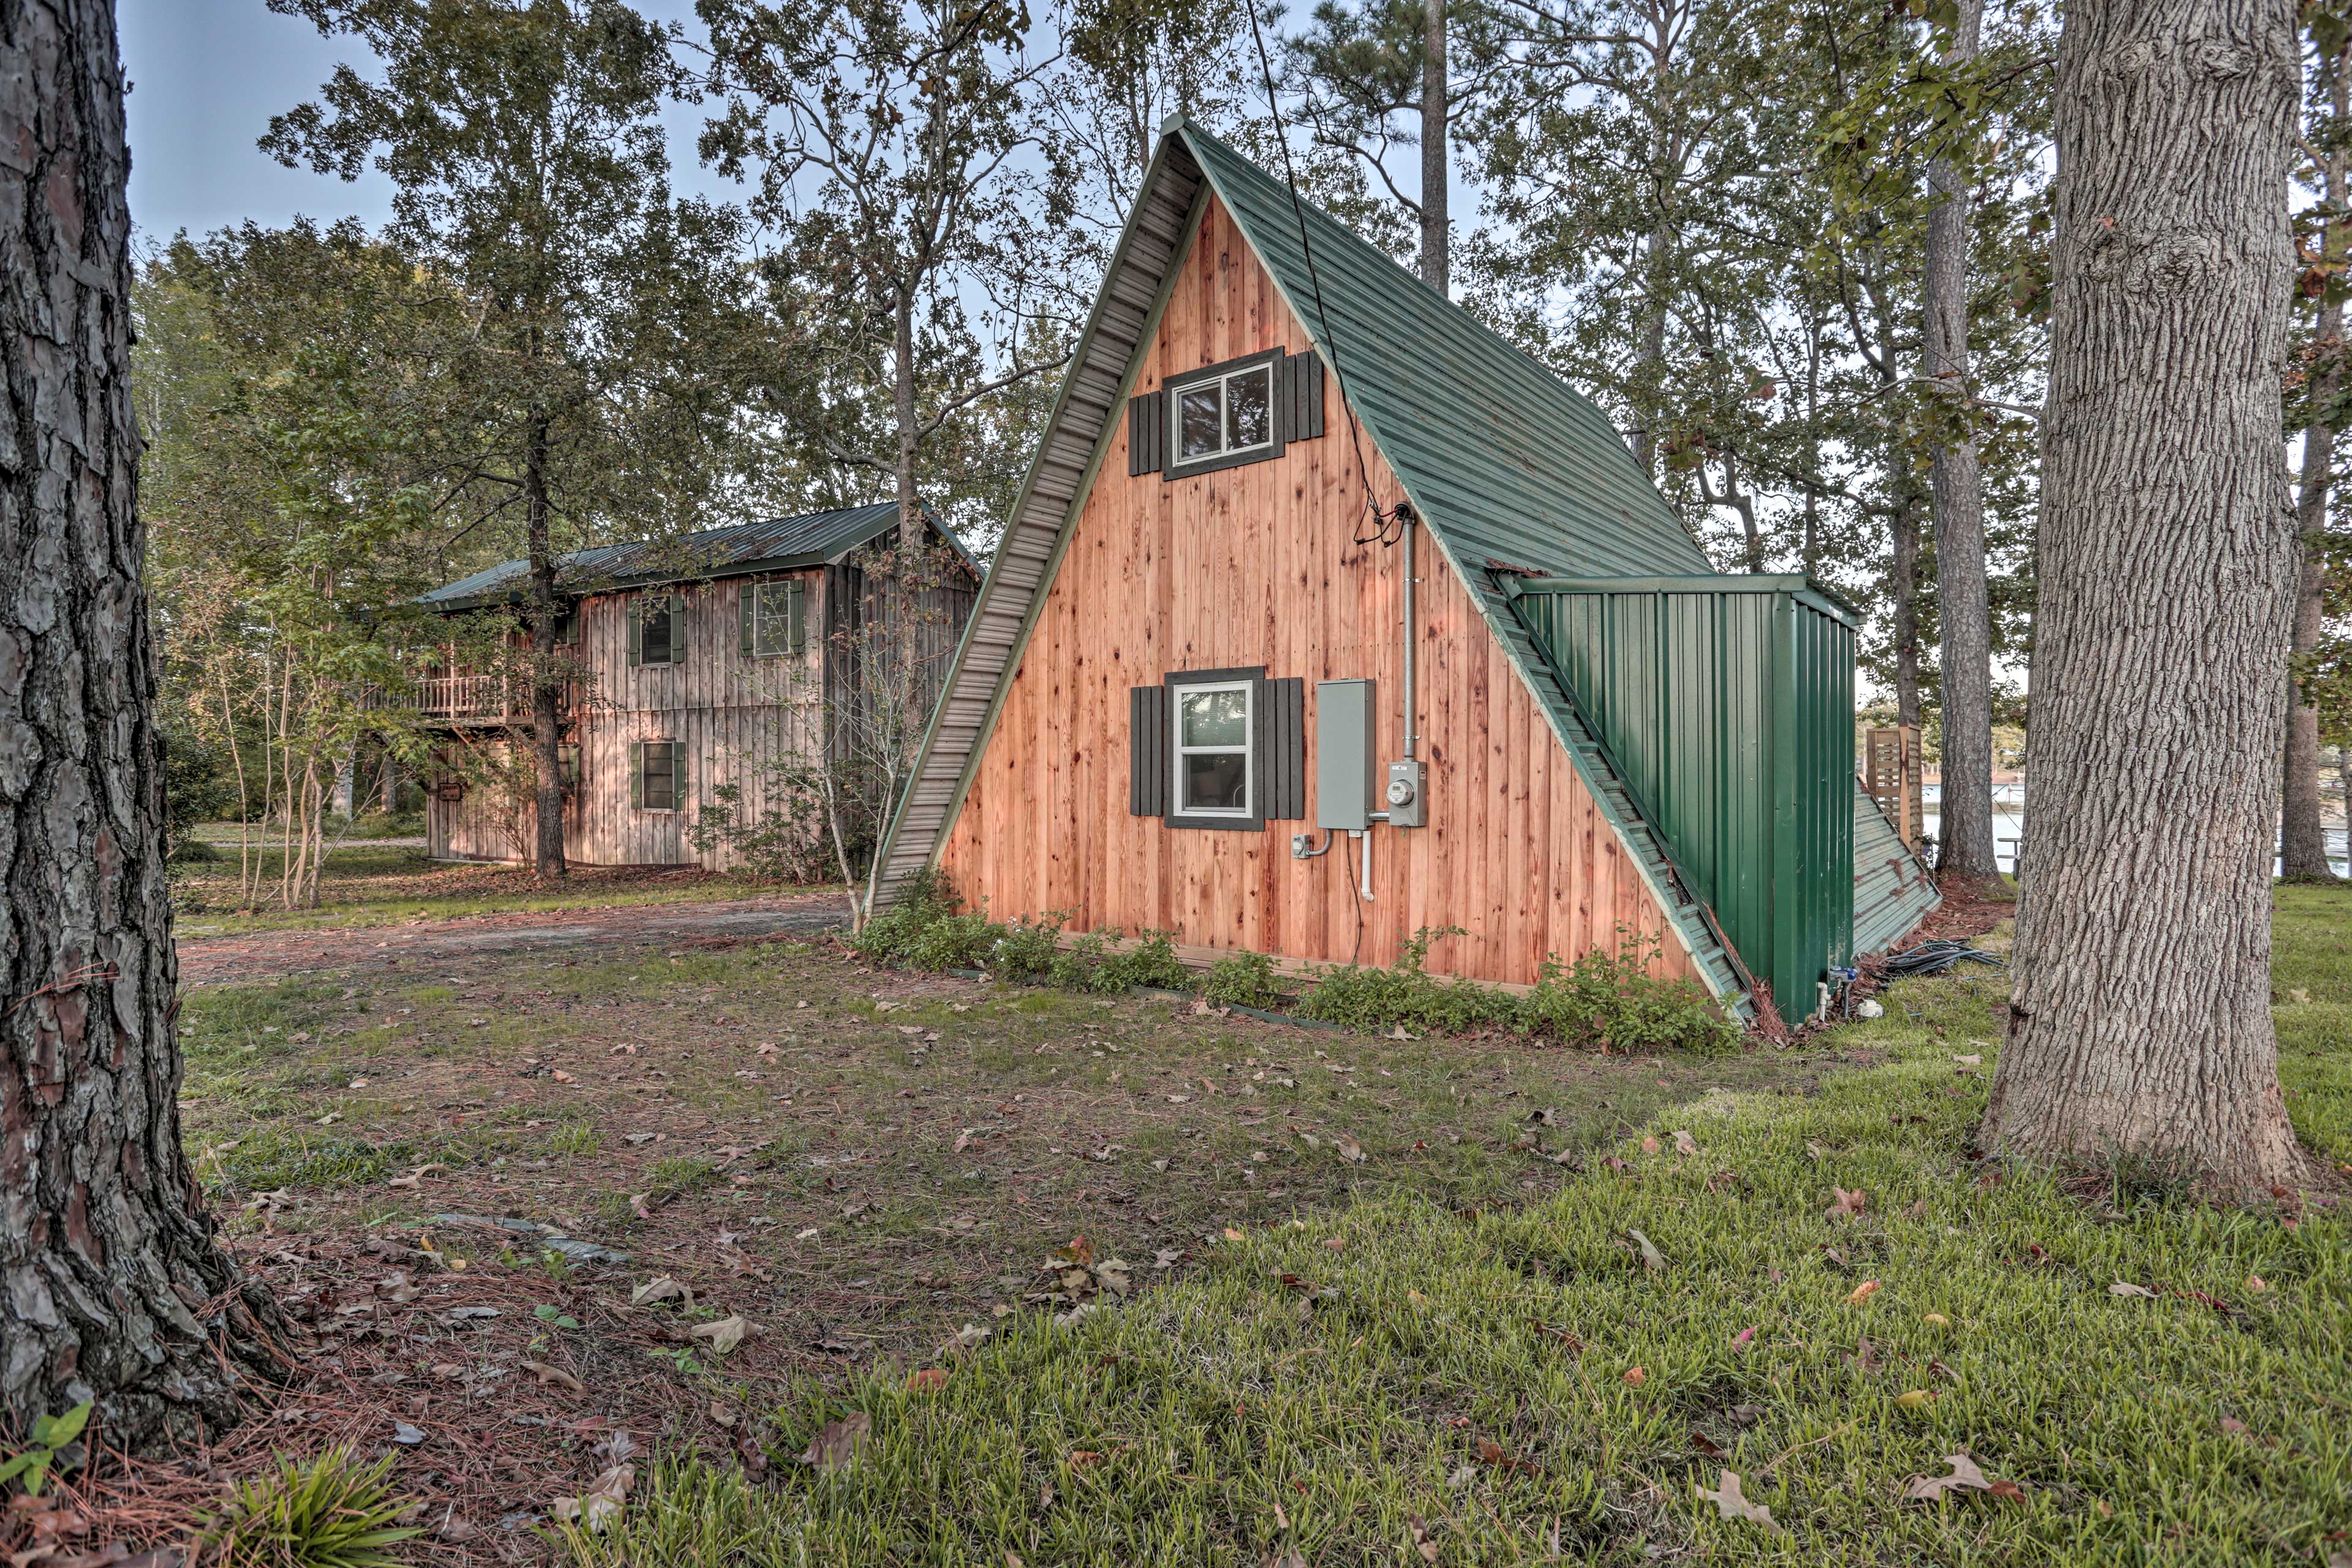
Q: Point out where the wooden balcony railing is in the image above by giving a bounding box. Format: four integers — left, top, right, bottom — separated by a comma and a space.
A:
358, 674, 576, 724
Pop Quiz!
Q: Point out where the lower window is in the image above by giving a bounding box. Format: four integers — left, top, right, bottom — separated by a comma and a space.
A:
639, 741, 677, 811
1174, 680, 1252, 817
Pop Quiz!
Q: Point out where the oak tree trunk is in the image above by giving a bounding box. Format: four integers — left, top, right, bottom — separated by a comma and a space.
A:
1420, 0, 1447, 296
524, 414, 567, 879
0, 0, 284, 1445
1981, 0, 2315, 1196
1924, 0, 2000, 887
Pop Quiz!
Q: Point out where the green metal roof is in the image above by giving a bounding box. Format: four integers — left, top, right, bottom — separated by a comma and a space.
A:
419, 503, 965, 612
1178, 123, 1712, 584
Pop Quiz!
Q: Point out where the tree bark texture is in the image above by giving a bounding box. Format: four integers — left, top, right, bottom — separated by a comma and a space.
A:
2282, 59, 2346, 881
1420, 0, 1448, 296
524, 414, 566, 879
2283, 313, 2339, 881
1981, 0, 2314, 1195
894, 293, 921, 551
1889, 491, 1923, 728
1, 0, 284, 1444
1924, 0, 2000, 886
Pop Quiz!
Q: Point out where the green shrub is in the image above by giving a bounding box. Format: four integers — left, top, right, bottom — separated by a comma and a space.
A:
198, 1449, 419, 1568
1298, 925, 1735, 1054
855, 880, 1729, 1054
990, 913, 1068, 982
1090, 929, 1189, 992
1525, 930, 1740, 1055
1202, 948, 1284, 1009
1047, 932, 1109, 990
1298, 926, 1518, 1034
904, 910, 1002, 971
849, 867, 964, 965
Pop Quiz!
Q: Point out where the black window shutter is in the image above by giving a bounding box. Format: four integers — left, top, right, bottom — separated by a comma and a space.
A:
1129, 685, 1169, 815
1128, 390, 1166, 477
1287, 350, 1325, 441
1267, 677, 1306, 819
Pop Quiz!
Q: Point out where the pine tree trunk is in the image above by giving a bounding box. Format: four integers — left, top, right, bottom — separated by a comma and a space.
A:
1889, 491, 1923, 728
2283, 340, 2340, 881
1925, 0, 2000, 888
894, 294, 921, 551
524, 414, 567, 879
0, 0, 285, 1445
1981, 0, 2313, 1196
2282, 59, 2346, 883
1420, 0, 1448, 296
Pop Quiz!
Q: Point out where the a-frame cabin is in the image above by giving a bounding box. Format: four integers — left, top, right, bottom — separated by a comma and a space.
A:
874, 119, 1938, 1023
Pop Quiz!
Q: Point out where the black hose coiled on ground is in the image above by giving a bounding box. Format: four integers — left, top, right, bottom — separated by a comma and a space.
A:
1881, 939, 2007, 979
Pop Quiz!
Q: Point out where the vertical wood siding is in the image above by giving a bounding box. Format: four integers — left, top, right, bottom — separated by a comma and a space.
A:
935, 197, 1698, 990
430, 571, 827, 868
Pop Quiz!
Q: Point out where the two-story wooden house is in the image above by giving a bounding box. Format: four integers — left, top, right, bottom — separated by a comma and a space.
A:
410, 503, 975, 868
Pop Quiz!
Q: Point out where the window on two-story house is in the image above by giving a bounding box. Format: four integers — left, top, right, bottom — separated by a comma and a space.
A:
631, 740, 682, 811
1174, 679, 1252, 816
740, 579, 807, 658
629, 593, 685, 666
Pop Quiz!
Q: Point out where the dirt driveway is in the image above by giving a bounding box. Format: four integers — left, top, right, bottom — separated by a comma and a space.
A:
175, 891, 851, 986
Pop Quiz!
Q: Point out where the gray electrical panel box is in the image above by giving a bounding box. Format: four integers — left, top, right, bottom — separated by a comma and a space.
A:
1316, 679, 1375, 831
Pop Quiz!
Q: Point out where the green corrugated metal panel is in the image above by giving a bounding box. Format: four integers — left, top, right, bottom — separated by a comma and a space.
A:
1853, 781, 1942, 955
1487, 606, 1752, 1013
1178, 125, 1711, 586
1511, 576, 1855, 1022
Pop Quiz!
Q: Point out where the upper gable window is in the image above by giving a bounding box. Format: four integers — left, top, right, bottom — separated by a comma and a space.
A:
1177, 361, 1273, 465
1130, 348, 1324, 480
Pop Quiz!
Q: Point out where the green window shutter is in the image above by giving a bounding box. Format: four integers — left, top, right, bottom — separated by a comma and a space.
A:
739, 585, 757, 657
672, 741, 688, 804
630, 741, 643, 807
627, 600, 641, 668
790, 581, 807, 654
665, 595, 685, 665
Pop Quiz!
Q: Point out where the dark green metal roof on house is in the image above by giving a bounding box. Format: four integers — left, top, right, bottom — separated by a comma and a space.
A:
1178, 126, 1711, 587
420, 503, 963, 611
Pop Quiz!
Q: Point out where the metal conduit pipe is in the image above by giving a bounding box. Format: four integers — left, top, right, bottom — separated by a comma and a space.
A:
1401, 509, 1417, 760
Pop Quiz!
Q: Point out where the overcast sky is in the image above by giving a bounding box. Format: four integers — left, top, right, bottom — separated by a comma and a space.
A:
121, 0, 725, 243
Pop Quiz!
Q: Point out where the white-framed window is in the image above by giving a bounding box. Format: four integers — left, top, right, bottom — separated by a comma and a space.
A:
1172, 359, 1275, 466
1173, 679, 1253, 817
746, 580, 802, 658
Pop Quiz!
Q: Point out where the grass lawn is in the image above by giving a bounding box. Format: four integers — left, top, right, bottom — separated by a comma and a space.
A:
170, 836, 813, 935
140, 883, 2351, 1564
181, 939, 1803, 1359
545, 886, 2348, 1568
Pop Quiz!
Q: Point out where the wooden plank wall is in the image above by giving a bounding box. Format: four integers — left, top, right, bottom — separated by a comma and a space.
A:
935, 195, 1698, 990
877, 151, 1206, 901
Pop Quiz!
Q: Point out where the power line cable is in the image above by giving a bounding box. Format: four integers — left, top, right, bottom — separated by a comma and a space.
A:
1242, 4, 1408, 549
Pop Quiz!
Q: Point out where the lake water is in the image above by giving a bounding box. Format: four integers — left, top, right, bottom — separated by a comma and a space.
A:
1921, 787, 2350, 878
